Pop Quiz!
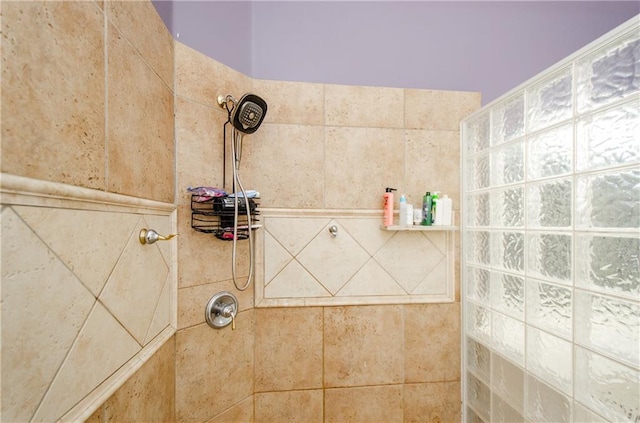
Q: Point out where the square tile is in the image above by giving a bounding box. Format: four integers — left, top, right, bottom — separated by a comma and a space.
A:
175, 42, 251, 108
324, 127, 404, 209
404, 381, 461, 423
107, 22, 174, 203
405, 303, 461, 383
255, 307, 323, 391
253, 79, 324, 125
255, 390, 323, 423
324, 305, 403, 387
325, 84, 404, 128
1, 1, 105, 189
175, 311, 254, 422
324, 385, 403, 423
105, 0, 174, 87
405, 89, 481, 131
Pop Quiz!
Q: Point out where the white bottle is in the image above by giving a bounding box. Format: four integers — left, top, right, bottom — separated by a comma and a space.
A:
434, 194, 452, 226
399, 194, 408, 226
413, 206, 423, 225
405, 203, 413, 227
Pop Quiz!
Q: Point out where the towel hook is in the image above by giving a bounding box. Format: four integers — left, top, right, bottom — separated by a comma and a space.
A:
139, 228, 178, 245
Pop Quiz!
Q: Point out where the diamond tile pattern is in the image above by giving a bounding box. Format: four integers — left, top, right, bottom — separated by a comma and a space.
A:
1, 204, 173, 422
261, 216, 451, 303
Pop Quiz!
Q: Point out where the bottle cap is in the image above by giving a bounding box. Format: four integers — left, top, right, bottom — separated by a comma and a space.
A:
399, 194, 406, 202
386, 187, 397, 193
425, 191, 431, 196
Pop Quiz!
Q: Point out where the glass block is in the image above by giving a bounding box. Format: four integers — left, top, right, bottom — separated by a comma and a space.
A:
465, 111, 491, 154
526, 279, 572, 340
467, 266, 491, 305
575, 233, 640, 300
492, 312, 525, 365
491, 141, 524, 186
467, 336, 491, 384
492, 393, 525, 423
526, 326, 573, 395
527, 233, 572, 284
575, 290, 640, 368
576, 169, 640, 229
467, 372, 491, 422
491, 353, 524, 413
577, 29, 640, 113
467, 230, 491, 266
467, 153, 491, 191
492, 231, 524, 273
574, 402, 609, 423
492, 186, 524, 228
467, 192, 491, 227
527, 66, 573, 132
467, 302, 491, 344
491, 92, 525, 145
525, 374, 572, 423
577, 98, 640, 172
575, 346, 640, 423
526, 124, 573, 181
527, 178, 572, 228
491, 271, 524, 319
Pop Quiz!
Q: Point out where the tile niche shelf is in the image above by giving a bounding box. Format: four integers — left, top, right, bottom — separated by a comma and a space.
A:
380, 224, 459, 231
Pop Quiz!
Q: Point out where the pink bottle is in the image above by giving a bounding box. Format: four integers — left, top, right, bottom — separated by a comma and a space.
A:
383, 187, 396, 226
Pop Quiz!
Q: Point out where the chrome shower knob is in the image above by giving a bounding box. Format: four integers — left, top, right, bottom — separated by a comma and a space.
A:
205, 291, 238, 330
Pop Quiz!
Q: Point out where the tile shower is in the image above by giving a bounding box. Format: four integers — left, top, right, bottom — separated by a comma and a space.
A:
461, 18, 639, 422
3, 1, 637, 422
1, 1, 479, 421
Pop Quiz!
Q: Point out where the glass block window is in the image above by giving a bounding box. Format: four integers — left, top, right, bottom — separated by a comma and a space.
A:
462, 19, 639, 423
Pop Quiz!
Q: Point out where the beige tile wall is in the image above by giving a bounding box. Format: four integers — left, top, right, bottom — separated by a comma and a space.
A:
174, 42, 255, 423
1, 0, 175, 203
171, 44, 478, 421
1, 1, 176, 421
244, 80, 478, 422
2, 0, 480, 420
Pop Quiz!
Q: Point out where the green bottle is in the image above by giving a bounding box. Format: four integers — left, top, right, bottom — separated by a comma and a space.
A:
431, 192, 439, 225
421, 192, 432, 226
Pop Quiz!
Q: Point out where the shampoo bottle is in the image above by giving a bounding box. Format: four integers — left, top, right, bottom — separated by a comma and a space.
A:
421, 192, 432, 226
399, 194, 408, 226
383, 187, 396, 226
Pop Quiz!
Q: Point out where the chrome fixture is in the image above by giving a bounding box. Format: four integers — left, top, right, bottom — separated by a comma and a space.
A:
217, 93, 268, 291
205, 291, 238, 330
329, 225, 338, 238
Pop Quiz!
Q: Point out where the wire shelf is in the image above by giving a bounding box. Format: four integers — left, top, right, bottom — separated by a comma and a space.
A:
190, 195, 260, 241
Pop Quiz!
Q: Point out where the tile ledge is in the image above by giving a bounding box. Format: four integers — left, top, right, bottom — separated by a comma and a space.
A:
1, 173, 175, 212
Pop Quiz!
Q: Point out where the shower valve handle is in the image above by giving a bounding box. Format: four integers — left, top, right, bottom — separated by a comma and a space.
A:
215, 303, 236, 330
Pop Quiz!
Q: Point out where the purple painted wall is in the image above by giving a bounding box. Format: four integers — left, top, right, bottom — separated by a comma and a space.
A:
153, 1, 639, 104
153, 0, 253, 75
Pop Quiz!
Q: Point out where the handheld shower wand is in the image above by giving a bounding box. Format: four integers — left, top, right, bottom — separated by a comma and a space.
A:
218, 93, 267, 291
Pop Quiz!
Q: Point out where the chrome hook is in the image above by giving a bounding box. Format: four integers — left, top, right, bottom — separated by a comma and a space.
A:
329, 225, 338, 238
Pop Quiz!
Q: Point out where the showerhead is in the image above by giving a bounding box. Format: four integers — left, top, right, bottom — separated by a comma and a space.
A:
218, 93, 267, 134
